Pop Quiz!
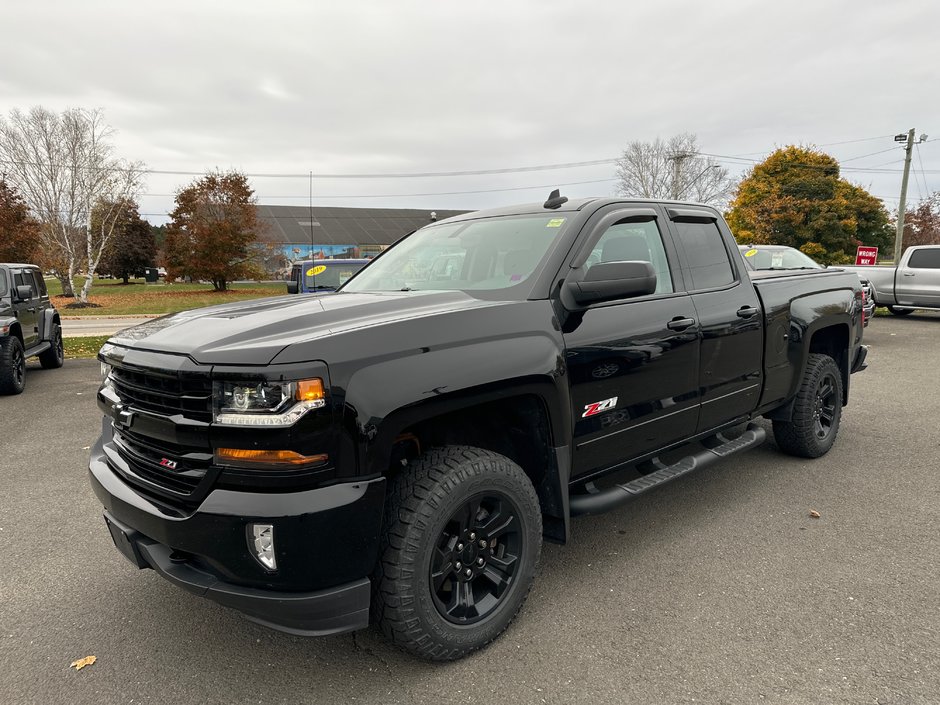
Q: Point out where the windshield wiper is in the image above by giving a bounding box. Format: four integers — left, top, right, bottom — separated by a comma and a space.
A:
400, 287, 419, 291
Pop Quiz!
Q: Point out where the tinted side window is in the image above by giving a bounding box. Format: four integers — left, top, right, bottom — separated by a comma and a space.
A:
0, 270, 7, 297
31, 271, 47, 296
587, 220, 674, 295
907, 248, 940, 269
14, 272, 36, 295
673, 221, 735, 290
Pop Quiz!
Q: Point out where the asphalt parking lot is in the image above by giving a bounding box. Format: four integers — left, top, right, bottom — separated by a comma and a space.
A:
1, 312, 938, 705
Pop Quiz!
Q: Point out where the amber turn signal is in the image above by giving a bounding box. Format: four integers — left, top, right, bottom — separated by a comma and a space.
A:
296, 378, 325, 402
215, 448, 328, 466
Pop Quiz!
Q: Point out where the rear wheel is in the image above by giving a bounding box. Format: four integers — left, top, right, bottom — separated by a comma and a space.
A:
373, 445, 542, 661
772, 353, 842, 458
887, 306, 914, 316
39, 324, 64, 369
0, 336, 27, 395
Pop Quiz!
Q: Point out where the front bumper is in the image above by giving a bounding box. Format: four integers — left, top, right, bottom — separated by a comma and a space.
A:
89, 437, 386, 637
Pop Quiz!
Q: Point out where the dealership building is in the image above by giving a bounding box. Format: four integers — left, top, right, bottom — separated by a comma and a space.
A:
255, 205, 469, 271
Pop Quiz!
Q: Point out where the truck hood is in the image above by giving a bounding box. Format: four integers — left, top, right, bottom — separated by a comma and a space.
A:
109, 291, 509, 365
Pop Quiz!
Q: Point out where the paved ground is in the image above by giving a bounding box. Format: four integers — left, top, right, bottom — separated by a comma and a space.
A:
61, 316, 157, 338
2, 312, 938, 704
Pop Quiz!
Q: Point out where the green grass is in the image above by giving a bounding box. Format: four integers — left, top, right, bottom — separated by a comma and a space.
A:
64, 335, 112, 359
47, 277, 286, 316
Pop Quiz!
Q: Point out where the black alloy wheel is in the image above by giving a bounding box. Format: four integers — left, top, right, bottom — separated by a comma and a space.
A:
0, 336, 27, 395
772, 353, 843, 458
39, 324, 65, 369
373, 445, 542, 661
812, 371, 838, 441
429, 492, 522, 625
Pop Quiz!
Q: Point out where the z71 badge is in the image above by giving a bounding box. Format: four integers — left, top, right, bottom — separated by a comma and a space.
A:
582, 396, 618, 418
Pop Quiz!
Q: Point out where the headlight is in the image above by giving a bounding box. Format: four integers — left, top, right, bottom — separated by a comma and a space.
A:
214, 378, 326, 427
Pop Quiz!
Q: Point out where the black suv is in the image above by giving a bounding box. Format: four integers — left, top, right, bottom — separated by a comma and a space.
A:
0, 263, 64, 394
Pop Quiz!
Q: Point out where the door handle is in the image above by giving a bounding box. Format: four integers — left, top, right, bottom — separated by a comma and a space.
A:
27, 308, 37, 313
901, 272, 915, 277
736, 306, 759, 318
667, 317, 696, 331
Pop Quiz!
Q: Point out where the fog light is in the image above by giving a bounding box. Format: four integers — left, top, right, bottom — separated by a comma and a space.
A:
249, 523, 277, 571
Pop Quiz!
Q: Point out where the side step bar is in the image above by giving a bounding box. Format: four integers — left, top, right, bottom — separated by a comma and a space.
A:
569, 423, 767, 517
24, 341, 51, 358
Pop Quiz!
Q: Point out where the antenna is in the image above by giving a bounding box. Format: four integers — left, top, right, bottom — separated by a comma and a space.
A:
543, 189, 568, 209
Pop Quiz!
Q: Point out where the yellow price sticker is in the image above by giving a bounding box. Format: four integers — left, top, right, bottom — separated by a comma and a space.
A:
744, 249, 758, 257
306, 265, 327, 276
546, 218, 566, 228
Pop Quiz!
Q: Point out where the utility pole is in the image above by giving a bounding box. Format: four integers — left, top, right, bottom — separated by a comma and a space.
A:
668, 152, 693, 200
894, 129, 916, 262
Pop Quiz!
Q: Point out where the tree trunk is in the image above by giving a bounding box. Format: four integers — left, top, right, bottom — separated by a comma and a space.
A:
213, 278, 227, 292
122, 272, 129, 285
57, 272, 75, 298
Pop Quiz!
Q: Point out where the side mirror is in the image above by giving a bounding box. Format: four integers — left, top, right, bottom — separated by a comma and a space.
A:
566, 261, 656, 306
15, 285, 33, 301
286, 281, 299, 294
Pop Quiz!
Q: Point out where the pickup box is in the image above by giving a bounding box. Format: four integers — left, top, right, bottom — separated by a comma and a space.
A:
841, 245, 940, 315
90, 195, 867, 660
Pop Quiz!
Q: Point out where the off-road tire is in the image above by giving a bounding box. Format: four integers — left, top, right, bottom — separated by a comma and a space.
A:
887, 306, 914, 316
773, 353, 843, 458
0, 336, 27, 395
372, 445, 542, 661
38, 324, 64, 369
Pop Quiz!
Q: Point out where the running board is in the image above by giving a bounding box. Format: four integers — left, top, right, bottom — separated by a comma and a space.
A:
24, 341, 51, 358
568, 423, 767, 517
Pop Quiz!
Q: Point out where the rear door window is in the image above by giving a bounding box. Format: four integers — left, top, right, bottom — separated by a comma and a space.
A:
30, 271, 47, 296
672, 221, 736, 290
907, 248, 940, 269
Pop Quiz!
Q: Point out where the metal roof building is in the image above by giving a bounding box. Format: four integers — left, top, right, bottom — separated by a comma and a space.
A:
256, 205, 470, 248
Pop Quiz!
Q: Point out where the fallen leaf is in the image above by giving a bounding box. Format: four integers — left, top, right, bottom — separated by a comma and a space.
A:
70, 655, 96, 671
809, 510, 821, 519
81, 446, 90, 450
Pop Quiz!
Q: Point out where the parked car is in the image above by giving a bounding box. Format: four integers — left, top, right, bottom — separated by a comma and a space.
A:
0, 263, 64, 394
841, 245, 940, 315
91, 196, 867, 660
286, 259, 369, 294
739, 245, 875, 325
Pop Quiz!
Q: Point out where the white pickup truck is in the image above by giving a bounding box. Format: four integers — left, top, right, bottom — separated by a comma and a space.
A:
842, 245, 940, 316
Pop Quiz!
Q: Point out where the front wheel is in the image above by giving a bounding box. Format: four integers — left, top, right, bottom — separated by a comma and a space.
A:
887, 306, 914, 316
0, 336, 27, 395
772, 353, 843, 458
372, 446, 542, 661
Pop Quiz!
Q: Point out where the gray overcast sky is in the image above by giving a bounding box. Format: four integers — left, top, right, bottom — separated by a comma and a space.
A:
2, 0, 938, 223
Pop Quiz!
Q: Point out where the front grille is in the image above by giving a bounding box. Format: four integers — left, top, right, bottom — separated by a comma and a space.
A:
110, 365, 212, 422
112, 428, 213, 498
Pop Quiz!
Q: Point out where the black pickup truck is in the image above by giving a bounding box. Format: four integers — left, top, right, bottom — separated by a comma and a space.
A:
0, 263, 64, 394
90, 195, 867, 660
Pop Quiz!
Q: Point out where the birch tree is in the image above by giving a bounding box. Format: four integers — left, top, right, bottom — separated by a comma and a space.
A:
615, 133, 734, 207
0, 107, 144, 301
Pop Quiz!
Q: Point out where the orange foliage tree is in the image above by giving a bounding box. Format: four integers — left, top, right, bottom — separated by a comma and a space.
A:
726, 146, 892, 264
164, 170, 260, 291
0, 179, 40, 263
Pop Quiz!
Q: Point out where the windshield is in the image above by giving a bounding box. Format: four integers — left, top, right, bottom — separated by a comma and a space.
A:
303, 262, 366, 290
342, 214, 570, 293
0, 269, 7, 298
740, 246, 823, 270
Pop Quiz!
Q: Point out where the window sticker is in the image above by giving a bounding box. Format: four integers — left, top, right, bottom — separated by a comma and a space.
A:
306, 265, 327, 276
744, 249, 758, 257
546, 218, 566, 228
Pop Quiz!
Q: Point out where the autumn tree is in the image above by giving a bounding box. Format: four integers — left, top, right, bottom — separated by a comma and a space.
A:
96, 200, 156, 284
615, 133, 735, 207
898, 192, 940, 253
164, 170, 260, 291
0, 107, 144, 300
726, 146, 892, 264
0, 179, 40, 263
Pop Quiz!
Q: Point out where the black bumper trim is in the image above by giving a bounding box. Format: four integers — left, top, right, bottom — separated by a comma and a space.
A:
104, 513, 371, 636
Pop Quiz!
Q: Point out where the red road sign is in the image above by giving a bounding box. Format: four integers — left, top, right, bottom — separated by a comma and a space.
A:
855, 246, 878, 266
